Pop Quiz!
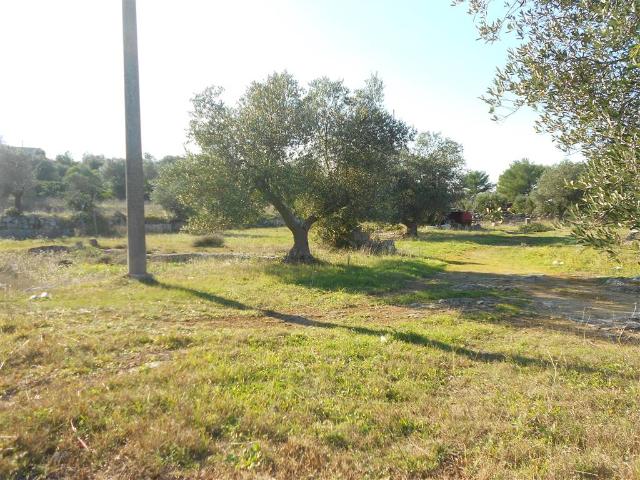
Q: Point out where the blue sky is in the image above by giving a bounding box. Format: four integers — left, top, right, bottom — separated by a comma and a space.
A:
0, 0, 568, 179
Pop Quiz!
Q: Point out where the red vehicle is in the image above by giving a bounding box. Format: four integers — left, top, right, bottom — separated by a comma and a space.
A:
446, 210, 473, 227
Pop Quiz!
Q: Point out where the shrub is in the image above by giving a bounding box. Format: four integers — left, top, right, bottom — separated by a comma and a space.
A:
192, 234, 225, 248
110, 211, 127, 226
71, 212, 113, 236
473, 192, 509, 215
532, 160, 586, 218
360, 238, 397, 255
314, 209, 361, 249
3, 207, 22, 217
316, 221, 397, 255
361, 222, 405, 235
511, 194, 536, 215
516, 222, 553, 233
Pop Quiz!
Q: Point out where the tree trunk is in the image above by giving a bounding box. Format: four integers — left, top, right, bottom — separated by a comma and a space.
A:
284, 224, 314, 263
257, 181, 317, 263
404, 221, 418, 238
14, 191, 23, 213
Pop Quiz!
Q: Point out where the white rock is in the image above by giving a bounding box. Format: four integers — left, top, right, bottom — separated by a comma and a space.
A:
29, 292, 51, 301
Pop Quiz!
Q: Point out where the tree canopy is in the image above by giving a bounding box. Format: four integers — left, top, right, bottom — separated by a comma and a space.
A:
532, 160, 585, 218
457, 0, 640, 251
391, 132, 465, 236
177, 72, 412, 262
63, 165, 105, 213
496, 158, 545, 201
0, 146, 35, 212
463, 170, 493, 197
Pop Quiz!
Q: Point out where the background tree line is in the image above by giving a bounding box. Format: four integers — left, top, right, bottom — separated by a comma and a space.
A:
457, 0, 640, 253
0, 142, 181, 216
1, 69, 589, 262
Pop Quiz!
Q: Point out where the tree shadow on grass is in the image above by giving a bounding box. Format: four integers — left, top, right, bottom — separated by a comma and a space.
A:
141, 277, 251, 311
261, 259, 640, 345
414, 230, 574, 247
420, 257, 484, 266
142, 279, 630, 378
264, 258, 444, 295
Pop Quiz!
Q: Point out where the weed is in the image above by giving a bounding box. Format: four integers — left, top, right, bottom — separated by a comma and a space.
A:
192, 234, 225, 248
516, 222, 554, 234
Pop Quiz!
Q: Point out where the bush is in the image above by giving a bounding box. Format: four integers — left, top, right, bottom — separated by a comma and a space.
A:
360, 238, 397, 255
516, 222, 553, 233
192, 234, 225, 248
35, 180, 66, 198
511, 194, 536, 215
314, 209, 361, 249
360, 222, 405, 235
71, 211, 113, 236
315, 220, 397, 255
110, 211, 127, 226
532, 160, 586, 218
3, 207, 22, 217
151, 162, 194, 222
473, 192, 508, 214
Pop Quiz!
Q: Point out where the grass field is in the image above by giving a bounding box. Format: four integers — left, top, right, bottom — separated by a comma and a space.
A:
1, 227, 639, 479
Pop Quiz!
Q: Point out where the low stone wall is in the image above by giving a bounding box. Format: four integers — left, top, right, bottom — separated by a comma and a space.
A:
145, 222, 182, 234
0, 215, 74, 239
0, 214, 183, 239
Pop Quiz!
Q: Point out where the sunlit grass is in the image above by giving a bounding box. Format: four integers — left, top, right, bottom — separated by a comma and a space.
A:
1, 226, 639, 478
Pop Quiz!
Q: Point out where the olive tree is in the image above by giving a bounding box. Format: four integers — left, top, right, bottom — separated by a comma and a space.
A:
391, 132, 465, 237
456, 0, 640, 251
63, 165, 105, 213
100, 158, 127, 200
0, 146, 35, 213
151, 158, 195, 221
532, 160, 585, 218
181, 72, 411, 262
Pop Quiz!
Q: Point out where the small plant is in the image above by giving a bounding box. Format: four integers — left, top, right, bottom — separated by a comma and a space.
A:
485, 206, 504, 223
192, 234, 225, 248
3, 207, 22, 217
516, 222, 553, 233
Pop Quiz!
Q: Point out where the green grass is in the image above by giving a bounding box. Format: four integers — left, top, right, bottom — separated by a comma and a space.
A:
399, 227, 640, 277
0, 228, 292, 256
1, 227, 639, 478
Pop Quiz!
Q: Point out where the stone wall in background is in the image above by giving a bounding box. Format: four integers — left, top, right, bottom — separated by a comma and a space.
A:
0, 215, 75, 239
0, 214, 184, 239
144, 223, 182, 234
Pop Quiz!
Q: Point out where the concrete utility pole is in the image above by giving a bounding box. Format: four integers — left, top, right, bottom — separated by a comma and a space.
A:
122, 0, 148, 278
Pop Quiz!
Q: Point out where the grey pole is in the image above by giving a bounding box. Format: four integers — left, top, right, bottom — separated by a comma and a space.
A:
122, 0, 148, 278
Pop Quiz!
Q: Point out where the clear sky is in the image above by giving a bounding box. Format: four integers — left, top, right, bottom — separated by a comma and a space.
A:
0, 0, 568, 180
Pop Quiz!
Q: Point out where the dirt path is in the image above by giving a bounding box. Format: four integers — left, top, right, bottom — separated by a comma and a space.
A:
431, 271, 640, 331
